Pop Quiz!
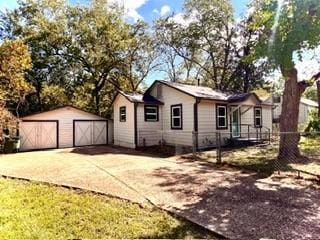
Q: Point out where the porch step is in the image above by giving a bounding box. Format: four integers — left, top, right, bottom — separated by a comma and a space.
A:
227, 137, 268, 147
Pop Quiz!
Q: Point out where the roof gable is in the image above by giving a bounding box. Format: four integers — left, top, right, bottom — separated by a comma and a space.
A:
21, 105, 106, 120
112, 90, 163, 105
146, 80, 263, 104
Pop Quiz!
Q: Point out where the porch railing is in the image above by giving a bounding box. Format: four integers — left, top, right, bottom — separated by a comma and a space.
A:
230, 123, 271, 142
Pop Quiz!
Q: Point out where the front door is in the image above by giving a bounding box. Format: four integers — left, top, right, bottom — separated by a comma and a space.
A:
231, 107, 240, 138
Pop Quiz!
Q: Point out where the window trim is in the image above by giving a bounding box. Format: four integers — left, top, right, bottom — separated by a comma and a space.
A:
216, 104, 228, 130
171, 104, 183, 130
119, 106, 126, 122
144, 105, 159, 122
254, 107, 262, 128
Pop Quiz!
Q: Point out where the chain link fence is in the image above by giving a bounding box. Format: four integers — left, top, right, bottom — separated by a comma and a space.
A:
137, 128, 320, 180
196, 131, 320, 180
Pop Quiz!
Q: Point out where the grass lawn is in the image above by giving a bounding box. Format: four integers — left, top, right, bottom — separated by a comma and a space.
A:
196, 136, 320, 178
0, 178, 215, 239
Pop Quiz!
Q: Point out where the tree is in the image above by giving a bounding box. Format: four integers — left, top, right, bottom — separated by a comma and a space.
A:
155, 0, 271, 91
0, 39, 33, 113
2, 0, 149, 115
253, 0, 320, 160
123, 21, 160, 91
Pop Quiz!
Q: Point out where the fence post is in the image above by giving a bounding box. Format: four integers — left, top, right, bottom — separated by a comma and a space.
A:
192, 131, 197, 158
216, 132, 222, 164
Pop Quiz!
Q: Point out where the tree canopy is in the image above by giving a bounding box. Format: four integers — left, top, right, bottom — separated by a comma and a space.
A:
0, 39, 32, 104
155, 0, 271, 92
1, 0, 158, 116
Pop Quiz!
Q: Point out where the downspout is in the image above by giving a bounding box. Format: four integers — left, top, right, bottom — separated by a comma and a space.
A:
194, 97, 200, 151
134, 103, 138, 148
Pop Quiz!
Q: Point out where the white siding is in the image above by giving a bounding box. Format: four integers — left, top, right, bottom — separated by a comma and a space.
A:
22, 107, 107, 148
108, 120, 114, 144
262, 106, 273, 130
197, 99, 273, 148
197, 100, 230, 148
137, 104, 162, 147
113, 94, 135, 148
298, 103, 316, 124
149, 83, 195, 146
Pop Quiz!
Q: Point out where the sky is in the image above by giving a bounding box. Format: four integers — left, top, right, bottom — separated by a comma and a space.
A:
1, 0, 319, 85
0, 0, 249, 26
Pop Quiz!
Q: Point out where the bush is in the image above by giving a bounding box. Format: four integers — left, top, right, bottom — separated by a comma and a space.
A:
305, 109, 320, 132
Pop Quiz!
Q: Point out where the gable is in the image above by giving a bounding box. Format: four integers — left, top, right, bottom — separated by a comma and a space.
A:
22, 106, 106, 120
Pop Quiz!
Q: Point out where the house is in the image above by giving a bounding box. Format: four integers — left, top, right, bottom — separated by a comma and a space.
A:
19, 106, 113, 151
263, 95, 318, 125
112, 80, 273, 149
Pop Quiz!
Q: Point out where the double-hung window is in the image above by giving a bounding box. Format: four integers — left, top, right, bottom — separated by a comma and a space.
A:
144, 105, 159, 122
119, 106, 126, 122
171, 104, 182, 129
216, 104, 227, 129
254, 107, 262, 127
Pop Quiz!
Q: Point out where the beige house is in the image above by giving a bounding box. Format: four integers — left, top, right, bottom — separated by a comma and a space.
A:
112, 80, 273, 149
19, 106, 113, 151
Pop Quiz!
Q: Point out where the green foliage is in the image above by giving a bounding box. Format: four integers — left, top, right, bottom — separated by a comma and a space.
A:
2, 0, 154, 116
0, 178, 213, 239
40, 84, 69, 111
253, 0, 320, 71
303, 84, 318, 101
155, 0, 271, 92
304, 108, 320, 132
0, 39, 33, 103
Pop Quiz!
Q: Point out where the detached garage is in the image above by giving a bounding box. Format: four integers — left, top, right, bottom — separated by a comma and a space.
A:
19, 106, 113, 151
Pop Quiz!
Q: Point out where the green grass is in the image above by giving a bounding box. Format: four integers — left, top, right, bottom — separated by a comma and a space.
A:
0, 178, 215, 239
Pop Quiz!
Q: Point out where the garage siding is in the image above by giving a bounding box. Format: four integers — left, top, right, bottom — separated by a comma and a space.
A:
22, 107, 107, 149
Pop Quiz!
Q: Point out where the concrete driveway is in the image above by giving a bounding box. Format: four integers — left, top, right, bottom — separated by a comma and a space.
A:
0, 146, 319, 240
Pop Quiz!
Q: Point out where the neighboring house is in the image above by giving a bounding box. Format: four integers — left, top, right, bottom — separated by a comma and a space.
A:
263, 95, 318, 124
112, 80, 273, 149
19, 106, 113, 151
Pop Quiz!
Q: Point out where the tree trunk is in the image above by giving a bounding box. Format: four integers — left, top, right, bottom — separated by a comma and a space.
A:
317, 80, 320, 118
93, 87, 100, 115
278, 67, 307, 162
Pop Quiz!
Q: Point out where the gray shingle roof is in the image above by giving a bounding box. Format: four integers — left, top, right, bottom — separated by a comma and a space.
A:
157, 80, 259, 103
119, 91, 163, 105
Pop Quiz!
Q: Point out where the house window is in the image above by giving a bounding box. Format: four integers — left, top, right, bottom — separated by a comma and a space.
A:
216, 104, 227, 129
171, 104, 182, 129
119, 106, 126, 122
254, 107, 262, 127
144, 105, 159, 122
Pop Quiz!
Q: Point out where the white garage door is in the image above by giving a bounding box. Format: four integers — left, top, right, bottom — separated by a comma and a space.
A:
74, 120, 108, 147
20, 121, 58, 151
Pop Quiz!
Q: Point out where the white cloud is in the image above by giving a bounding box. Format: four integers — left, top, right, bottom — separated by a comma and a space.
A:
109, 0, 147, 22
160, 5, 170, 16
170, 10, 198, 27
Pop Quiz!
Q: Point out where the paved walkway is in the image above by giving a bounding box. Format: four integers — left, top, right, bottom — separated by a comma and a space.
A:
0, 146, 319, 239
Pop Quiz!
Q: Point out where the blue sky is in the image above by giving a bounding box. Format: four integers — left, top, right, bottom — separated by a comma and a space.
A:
0, 0, 249, 22
0, 0, 250, 85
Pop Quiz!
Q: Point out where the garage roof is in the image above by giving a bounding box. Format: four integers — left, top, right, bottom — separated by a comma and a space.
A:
21, 105, 106, 119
